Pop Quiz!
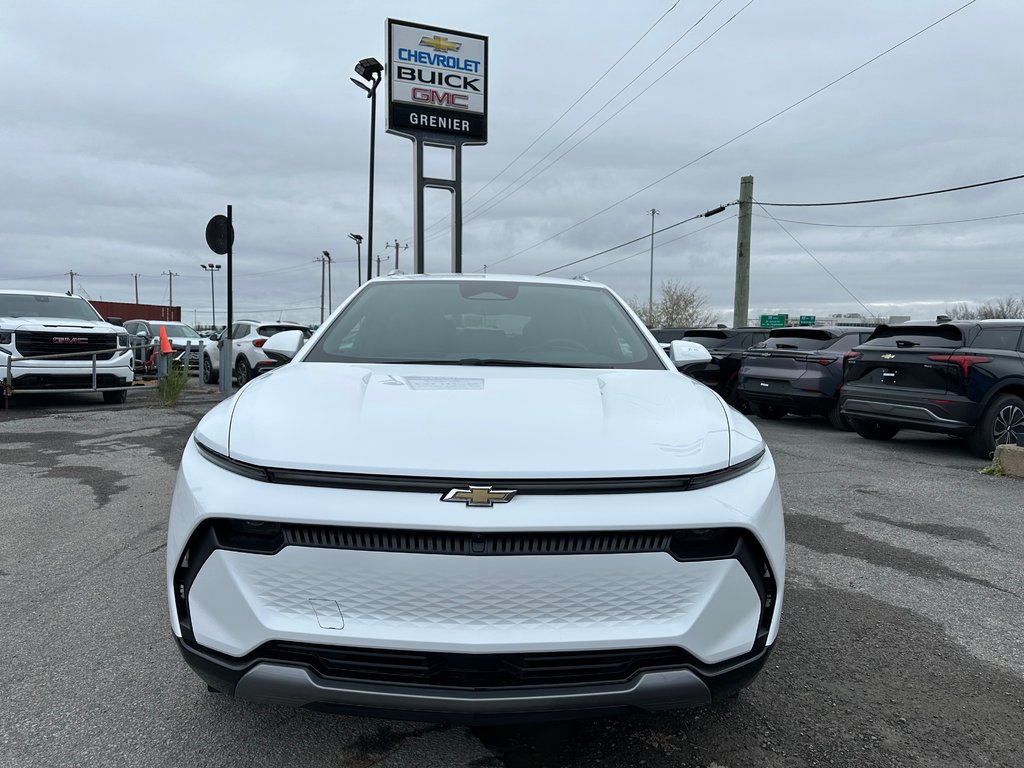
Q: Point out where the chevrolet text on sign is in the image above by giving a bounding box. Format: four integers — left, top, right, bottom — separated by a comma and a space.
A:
387, 19, 488, 144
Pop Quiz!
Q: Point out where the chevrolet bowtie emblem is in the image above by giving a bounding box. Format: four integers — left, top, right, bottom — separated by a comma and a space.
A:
442, 486, 517, 507
881, 353, 896, 359
420, 35, 461, 53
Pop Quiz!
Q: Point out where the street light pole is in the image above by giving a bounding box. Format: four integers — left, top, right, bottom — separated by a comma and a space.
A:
351, 58, 383, 285
200, 263, 221, 328
348, 233, 363, 287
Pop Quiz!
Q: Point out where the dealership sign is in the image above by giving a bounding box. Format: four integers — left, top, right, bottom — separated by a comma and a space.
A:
387, 19, 488, 144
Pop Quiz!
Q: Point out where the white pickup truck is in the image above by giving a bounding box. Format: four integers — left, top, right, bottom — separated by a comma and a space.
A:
0, 289, 134, 403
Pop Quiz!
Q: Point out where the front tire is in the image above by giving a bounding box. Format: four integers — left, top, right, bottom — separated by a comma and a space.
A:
750, 401, 787, 420
849, 418, 900, 441
968, 394, 1024, 459
102, 389, 127, 405
235, 357, 252, 387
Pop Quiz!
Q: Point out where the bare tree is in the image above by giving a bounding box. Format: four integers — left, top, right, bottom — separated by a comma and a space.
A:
629, 280, 718, 328
946, 296, 1024, 320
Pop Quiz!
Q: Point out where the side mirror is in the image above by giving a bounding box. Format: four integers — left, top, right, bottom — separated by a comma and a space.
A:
669, 339, 712, 372
106, 316, 124, 326
263, 329, 307, 365
136, 330, 150, 338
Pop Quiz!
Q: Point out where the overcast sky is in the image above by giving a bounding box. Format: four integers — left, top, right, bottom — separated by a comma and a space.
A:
2, 0, 1021, 327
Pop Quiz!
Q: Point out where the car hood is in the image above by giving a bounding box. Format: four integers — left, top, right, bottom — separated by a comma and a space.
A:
3, 316, 122, 333
197, 363, 756, 479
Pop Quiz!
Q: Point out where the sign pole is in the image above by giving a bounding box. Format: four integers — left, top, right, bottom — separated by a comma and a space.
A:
452, 143, 463, 273
222, 205, 233, 395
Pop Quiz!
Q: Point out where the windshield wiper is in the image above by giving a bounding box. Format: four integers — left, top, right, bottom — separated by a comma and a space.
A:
456, 358, 609, 369
358, 358, 606, 369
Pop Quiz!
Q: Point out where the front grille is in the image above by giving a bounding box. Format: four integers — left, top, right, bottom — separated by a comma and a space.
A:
283, 525, 675, 556
259, 642, 692, 689
16, 331, 118, 360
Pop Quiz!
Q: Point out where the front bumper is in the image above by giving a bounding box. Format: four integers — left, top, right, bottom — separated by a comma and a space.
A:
1, 352, 134, 393
176, 635, 772, 723
167, 439, 784, 719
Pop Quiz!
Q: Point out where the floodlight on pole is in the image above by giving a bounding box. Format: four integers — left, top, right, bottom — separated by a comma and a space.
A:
348, 233, 364, 286
200, 263, 221, 328
351, 56, 383, 285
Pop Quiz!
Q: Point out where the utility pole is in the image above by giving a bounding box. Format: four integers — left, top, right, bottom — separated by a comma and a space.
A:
132, 273, 140, 303
162, 271, 179, 307
376, 253, 390, 277
733, 175, 754, 328
316, 252, 327, 323
646, 208, 659, 325
66, 271, 76, 294
323, 251, 333, 313
391, 240, 408, 272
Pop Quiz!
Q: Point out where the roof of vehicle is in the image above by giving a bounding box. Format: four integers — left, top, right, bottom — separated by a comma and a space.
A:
684, 327, 768, 334
0, 289, 89, 299
885, 319, 1023, 331
376, 272, 611, 290
768, 325, 873, 336
124, 318, 198, 326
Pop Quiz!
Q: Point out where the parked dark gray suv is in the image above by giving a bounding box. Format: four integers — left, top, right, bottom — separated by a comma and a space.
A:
739, 327, 873, 429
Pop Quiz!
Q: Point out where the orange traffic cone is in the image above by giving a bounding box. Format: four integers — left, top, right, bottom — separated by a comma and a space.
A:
159, 325, 172, 354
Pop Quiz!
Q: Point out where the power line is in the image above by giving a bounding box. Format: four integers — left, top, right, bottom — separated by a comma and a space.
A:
417, 0, 704, 240
536, 203, 731, 276
441, 1, 685, 221
450, 0, 749, 248
756, 172, 1024, 208
756, 203, 875, 318
481, 0, 980, 272
751, 210, 1024, 228
584, 214, 738, 275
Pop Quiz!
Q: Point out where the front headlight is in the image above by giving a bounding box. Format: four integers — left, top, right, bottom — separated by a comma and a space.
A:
117, 333, 130, 348
0, 329, 13, 345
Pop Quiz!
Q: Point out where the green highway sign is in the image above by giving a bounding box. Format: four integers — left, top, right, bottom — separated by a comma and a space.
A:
760, 314, 788, 328
799, 315, 816, 326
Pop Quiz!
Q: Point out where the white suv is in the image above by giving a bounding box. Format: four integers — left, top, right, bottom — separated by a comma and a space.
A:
0, 289, 134, 403
202, 320, 312, 386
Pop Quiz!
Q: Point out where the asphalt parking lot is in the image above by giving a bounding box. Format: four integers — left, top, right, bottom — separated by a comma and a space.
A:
1, 385, 1022, 768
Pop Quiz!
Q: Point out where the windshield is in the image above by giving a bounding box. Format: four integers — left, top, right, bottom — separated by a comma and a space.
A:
0, 293, 103, 322
304, 280, 663, 370
160, 324, 201, 338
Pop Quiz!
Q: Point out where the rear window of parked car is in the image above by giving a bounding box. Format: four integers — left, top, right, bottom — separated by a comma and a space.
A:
258, 325, 312, 338
862, 325, 963, 348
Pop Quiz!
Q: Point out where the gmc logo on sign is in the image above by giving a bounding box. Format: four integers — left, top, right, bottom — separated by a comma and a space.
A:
52, 337, 88, 344
411, 88, 469, 109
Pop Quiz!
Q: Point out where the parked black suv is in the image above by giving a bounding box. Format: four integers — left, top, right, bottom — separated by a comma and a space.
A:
673, 328, 771, 407
840, 320, 1024, 457
739, 327, 873, 429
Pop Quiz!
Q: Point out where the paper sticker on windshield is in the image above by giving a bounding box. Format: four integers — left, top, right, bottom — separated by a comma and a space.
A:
404, 376, 485, 391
